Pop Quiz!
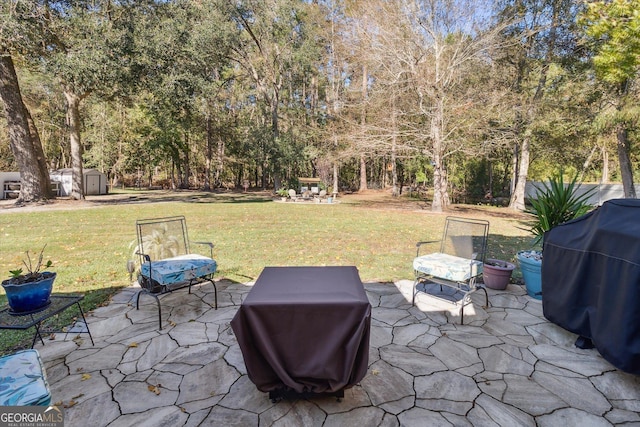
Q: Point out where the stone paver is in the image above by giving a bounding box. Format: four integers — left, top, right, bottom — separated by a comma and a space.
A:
31, 279, 639, 426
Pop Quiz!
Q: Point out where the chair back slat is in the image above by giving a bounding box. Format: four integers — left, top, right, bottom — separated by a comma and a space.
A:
135, 216, 189, 264
440, 217, 489, 262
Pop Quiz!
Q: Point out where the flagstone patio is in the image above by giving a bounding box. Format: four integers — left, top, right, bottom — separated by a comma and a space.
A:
34, 279, 640, 426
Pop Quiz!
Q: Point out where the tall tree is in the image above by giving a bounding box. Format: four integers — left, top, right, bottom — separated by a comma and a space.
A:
40, 0, 136, 199
353, 0, 501, 211
0, 56, 52, 202
0, 1, 53, 202
493, 0, 581, 211
229, 0, 321, 188
581, 0, 640, 198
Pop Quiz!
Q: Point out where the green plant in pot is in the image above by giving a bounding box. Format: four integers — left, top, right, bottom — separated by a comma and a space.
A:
1, 245, 56, 313
276, 188, 289, 200
517, 172, 595, 299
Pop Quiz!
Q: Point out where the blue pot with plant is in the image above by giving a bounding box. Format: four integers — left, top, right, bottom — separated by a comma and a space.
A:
1, 246, 55, 313
519, 172, 594, 300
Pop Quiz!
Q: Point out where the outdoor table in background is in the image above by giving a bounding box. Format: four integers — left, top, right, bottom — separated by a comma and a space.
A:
0, 294, 94, 349
231, 266, 371, 400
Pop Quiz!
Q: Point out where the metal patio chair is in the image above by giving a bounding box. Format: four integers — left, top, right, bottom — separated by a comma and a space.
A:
133, 216, 217, 329
412, 216, 489, 324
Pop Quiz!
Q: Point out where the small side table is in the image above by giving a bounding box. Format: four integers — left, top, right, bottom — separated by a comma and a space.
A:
0, 295, 94, 349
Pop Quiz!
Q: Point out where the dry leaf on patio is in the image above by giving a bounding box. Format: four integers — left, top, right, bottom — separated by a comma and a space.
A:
168, 320, 177, 327
371, 369, 380, 375
148, 384, 161, 395
65, 400, 77, 408
81, 373, 91, 381
129, 342, 138, 348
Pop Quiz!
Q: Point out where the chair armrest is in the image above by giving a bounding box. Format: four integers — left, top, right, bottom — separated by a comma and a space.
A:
135, 251, 153, 283
136, 251, 151, 263
192, 241, 214, 259
416, 240, 439, 257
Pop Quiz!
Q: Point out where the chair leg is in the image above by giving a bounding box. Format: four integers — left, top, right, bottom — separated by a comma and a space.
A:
479, 286, 489, 308
136, 290, 163, 330
412, 280, 419, 306
212, 279, 218, 310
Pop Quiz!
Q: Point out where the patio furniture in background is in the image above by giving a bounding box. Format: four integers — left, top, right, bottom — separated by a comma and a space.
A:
134, 216, 217, 329
231, 266, 371, 401
412, 216, 490, 324
0, 349, 51, 406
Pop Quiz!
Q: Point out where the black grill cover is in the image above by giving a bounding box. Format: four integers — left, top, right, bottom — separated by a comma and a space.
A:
542, 198, 640, 375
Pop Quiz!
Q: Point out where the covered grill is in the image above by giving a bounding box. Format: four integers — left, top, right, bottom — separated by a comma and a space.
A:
542, 198, 640, 375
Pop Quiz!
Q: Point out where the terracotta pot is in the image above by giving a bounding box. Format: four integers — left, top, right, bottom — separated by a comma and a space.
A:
483, 259, 515, 290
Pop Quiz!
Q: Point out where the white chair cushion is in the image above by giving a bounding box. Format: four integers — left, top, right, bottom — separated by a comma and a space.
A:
413, 252, 483, 282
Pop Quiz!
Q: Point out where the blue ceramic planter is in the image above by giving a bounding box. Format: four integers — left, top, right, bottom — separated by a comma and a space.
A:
2, 272, 56, 313
517, 251, 542, 300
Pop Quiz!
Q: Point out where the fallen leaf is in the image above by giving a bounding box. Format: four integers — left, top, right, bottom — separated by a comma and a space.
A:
65, 400, 77, 408
372, 369, 380, 375
148, 385, 161, 395
128, 342, 138, 348
168, 320, 176, 327
81, 373, 91, 381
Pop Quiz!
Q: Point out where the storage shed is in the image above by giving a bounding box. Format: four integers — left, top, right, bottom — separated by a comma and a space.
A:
50, 168, 108, 196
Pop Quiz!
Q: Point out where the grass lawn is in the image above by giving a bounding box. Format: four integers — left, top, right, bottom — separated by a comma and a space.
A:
0, 189, 535, 353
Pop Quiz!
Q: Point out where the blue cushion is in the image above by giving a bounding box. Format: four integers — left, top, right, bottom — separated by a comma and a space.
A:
0, 349, 51, 406
413, 252, 483, 282
140, 254, 217, 286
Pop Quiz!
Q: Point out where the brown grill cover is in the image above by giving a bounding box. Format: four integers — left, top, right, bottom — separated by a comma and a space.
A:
230, 266, 371, 394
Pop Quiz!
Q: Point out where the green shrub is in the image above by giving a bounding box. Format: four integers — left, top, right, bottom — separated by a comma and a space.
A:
527, 172, 595, 245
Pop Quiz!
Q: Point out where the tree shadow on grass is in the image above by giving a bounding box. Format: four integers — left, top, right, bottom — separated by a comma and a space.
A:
88, 189, 274, 207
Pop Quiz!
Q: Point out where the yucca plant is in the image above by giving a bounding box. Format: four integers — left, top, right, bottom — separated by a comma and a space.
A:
527, 172, 596, 245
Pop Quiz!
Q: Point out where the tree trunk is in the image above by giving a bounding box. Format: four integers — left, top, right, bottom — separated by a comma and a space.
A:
391, 101, 399, 197
617, 125, 636, 198
510, 137, 531, 211
431, 100, 449, 212
601, 144, 609, 183
0, 54, 52, 203
333, 161, 339, 196
359, 64, 368, 192
359, 155, 367, 191
64, 89, 85, 200
204, 114, 212, 191
216, 133, 225, 189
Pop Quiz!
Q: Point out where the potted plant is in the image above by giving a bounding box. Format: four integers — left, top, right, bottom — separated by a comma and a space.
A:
1, 245, 55, 313
276, 188, 289, 201
483, 258, 516, 290
517, 172, 594, 299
